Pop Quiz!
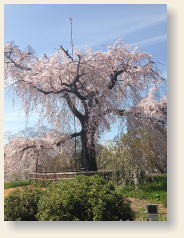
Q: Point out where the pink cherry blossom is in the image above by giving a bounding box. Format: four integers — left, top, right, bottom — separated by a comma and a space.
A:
4, 38, 167, 174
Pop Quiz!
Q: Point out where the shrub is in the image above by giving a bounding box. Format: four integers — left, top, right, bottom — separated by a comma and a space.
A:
36, 175, 135, 221
4, 187, 45, 221
145, 174, 167, 186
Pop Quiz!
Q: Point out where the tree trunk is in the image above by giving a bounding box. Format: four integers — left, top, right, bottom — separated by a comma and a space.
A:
80, 129, 97, 171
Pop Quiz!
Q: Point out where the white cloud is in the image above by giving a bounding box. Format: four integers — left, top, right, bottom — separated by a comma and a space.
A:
75, 14, 167, 49
131, 34, 167, 48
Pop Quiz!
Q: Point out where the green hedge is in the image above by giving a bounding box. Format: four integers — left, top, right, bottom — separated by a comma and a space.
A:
4, 187, 45, 221
4, 175, 135, 221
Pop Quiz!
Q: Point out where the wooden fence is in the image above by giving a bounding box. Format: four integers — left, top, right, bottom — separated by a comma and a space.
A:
30, 170, 113, 183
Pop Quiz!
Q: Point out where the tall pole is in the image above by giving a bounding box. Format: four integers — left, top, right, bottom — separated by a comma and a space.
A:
69, 17, 74, 58
69, 17, 77, 171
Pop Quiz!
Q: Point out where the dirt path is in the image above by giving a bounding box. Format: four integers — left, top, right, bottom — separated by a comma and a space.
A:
4, 185, 36, 197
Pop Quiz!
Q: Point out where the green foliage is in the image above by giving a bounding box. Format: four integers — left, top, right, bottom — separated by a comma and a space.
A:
4, 180, 31, 189
145, 174, 167, 187
36, 175, 135, 221
4, 187, 45, 221
136, 208, 147, 221
4, 175, 167, 221
116, 175, 167, 207
33, 180, 50, 189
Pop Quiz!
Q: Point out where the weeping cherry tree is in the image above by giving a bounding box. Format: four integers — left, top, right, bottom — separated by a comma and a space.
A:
4, 38, 167, 171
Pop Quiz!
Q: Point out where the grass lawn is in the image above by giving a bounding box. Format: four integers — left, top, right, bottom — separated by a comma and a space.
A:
4, 180, 31, 189
115, 174, 167, 221
116, 175, 167, 206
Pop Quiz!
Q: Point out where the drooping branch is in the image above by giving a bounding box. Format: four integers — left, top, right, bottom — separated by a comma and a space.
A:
15, 76, 87, 101
4, 38, 167, 172
17, 79, 73, 95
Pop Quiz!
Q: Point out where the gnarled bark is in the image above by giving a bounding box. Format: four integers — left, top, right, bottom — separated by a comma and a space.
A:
80, 127, 97, 171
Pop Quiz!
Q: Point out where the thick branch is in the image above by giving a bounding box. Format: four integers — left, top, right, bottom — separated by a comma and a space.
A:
55, 131, 81, 147
108, 70, 125, 90
64, 92, 84, 122
59, 75, 87, 101
33, 85, 73, 95
17, 79, 87, 101
71, 131, 82, 138
4, 52, 32, 71
107, 60, 154, 90
60, 45, 73, 61
104, 108, 126, 116
18, 131, 82, 152
21, 145, 35, 152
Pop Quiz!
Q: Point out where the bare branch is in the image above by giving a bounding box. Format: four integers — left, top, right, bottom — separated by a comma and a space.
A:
60, 45, 73, 61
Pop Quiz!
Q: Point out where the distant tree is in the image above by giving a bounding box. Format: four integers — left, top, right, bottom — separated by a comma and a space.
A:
4, 127, 73, 181
97, 125, 167, 185
120, 127, 167, 174
4, 126, 49, 143
4, 38, 167, 171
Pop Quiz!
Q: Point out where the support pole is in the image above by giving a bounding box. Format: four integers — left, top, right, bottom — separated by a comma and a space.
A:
69, 17, 77, 171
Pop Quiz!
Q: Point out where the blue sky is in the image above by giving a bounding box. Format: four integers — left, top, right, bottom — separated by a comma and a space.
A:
4, 4, 167, 143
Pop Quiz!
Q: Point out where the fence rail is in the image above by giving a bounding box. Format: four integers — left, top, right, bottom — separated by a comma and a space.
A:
30, 170, 113, 183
